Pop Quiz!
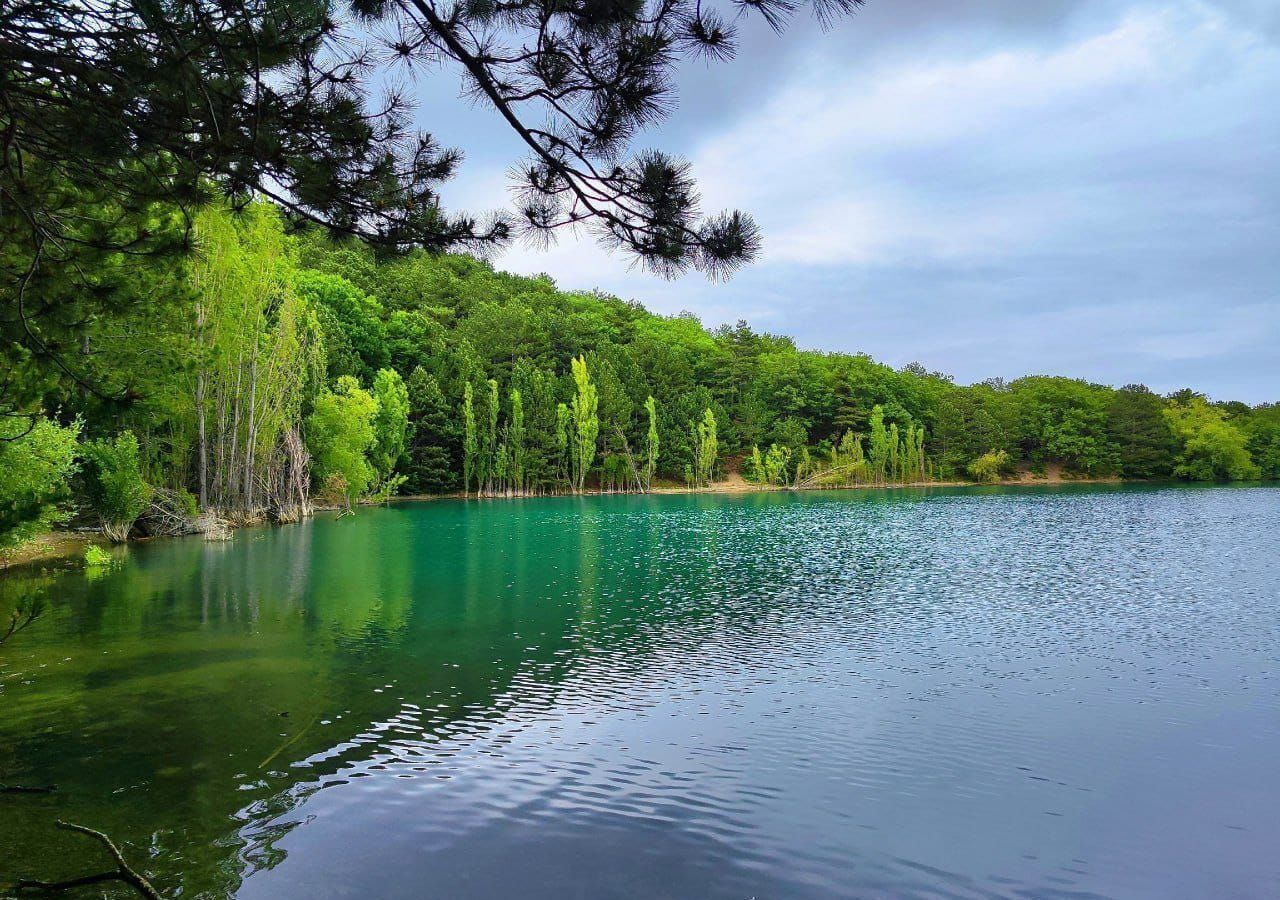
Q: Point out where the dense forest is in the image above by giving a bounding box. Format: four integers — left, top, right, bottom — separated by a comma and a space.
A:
2, 202, 1277, 552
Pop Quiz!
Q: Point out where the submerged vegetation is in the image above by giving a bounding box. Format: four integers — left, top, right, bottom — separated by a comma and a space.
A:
1, 201, 1276, 553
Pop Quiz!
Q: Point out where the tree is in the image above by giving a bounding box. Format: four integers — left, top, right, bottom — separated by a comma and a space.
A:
84, 431, 153, 542
404, 367, 458, 494
508, 390, 526, 496
967, 449, 1010, 484
867, 405, 889, 484
462, 382, 478, 496
570, 357, 599, 492
370, 368, 410, 489
644, 396, 660, 491
1164, 398, 1259, 482
1107, 385, 1177, 478
0, 416, 80, 551
307, 376, 379, 509
694, 408, 718, 488
3, 0, 872, 412
190, 203, 322, 518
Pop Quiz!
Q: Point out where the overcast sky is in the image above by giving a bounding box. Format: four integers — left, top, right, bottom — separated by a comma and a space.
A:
409, 0, 1279, 402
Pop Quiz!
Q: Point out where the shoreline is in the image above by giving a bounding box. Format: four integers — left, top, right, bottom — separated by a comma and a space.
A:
2, 474, 1253, 574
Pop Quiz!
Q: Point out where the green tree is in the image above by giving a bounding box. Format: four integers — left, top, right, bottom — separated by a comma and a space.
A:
1107, 385, 1177, 478
570, 357, 599, 493
84, 431, 153, 542
1164, 399, 1259, 481
462, 382, 478, 496
508, 390, 526, 495
370, 368, 410, 489
967, 449, 1011, 484
0, 416, 81, 552
307, 376, 379, 509
404, 367, 459, 494
644, 396, 660, 491
694, 408, 718, 488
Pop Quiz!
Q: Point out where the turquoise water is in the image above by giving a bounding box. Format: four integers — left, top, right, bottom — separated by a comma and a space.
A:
2, 485, 1279, 898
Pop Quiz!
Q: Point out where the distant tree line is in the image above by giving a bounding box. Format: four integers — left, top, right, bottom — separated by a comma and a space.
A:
2, 202, 1277, 551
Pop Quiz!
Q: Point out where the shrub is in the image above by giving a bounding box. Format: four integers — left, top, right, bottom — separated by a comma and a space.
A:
967, 449, 1011, 484
84, 432, 153, 542
0, 416, 80, 552
84, 545, 115, 568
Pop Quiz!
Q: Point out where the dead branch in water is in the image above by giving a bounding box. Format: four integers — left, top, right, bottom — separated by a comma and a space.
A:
0, 783, 56, 794
0, 598, 44, 648
14, 821, 161, 899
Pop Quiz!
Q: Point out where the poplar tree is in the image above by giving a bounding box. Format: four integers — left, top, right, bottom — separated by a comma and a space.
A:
644, 396, 660, 492
868, 406, 889, 484
509, 390, 526, 496
570, 357, 599, 493
462, 382, 477, 496
695, 408, 718, 488
484, 379, 499, 494
555, 402, 572, 490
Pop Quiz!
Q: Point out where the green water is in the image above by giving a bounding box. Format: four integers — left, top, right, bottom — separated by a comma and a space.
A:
2, 485, 1279, 898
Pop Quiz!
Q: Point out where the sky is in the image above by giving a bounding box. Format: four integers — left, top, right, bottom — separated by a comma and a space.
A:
405, 0, 1279, 402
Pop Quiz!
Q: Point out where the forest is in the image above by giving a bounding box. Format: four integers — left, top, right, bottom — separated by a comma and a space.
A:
3, 201, 1278, 552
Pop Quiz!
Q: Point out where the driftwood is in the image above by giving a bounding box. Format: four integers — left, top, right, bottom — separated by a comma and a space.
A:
0, 784, 56, 795
15, 821, 160, 899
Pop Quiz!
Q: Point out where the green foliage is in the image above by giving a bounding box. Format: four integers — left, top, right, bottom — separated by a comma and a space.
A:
1107, 385, 1177, 479
307, 377, 379, 508
370, 369, 410, 487
83, 431, 153, 542
644, 396, 660, 490
0, 416, 81, 551
84, 545, 115, 569
693, 408, 718, 488
967, 449, 1012, 484
1164, 399, 1260, 481
462, 382, 478, 496
570, 357, 600, 493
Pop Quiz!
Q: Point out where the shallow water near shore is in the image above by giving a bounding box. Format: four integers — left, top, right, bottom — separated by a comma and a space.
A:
2, 484, 1279, 898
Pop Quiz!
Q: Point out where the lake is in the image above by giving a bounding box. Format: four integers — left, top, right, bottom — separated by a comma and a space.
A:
2, 485, 1278, 898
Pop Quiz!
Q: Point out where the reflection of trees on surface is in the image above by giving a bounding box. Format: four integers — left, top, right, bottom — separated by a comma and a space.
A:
0, 490, 914, 897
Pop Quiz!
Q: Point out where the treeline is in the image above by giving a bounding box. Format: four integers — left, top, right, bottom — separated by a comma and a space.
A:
3, 201, 1278, 550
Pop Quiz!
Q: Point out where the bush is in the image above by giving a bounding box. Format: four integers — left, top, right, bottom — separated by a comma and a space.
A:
84, 431, 153, 542
84, 545, 115, 568
967, 449, 1011, 484
0, 416, 81, 552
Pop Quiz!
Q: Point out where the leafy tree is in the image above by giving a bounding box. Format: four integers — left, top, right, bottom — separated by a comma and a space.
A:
967, 450, 1011, 484
0, 416, 81, 551
370, 368, 410, 487
296, 272, 390, 383
462, 382, 478, 496
307, 376, 379, 508
83, 431, 153, 542
644, 396, 660, 491
694, 408, 718, 488
1164, 399, 1259, 482
570, 357, 599, 492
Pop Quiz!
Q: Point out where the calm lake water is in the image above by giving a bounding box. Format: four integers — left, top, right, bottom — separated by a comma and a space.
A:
2, 485, 1279, 899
